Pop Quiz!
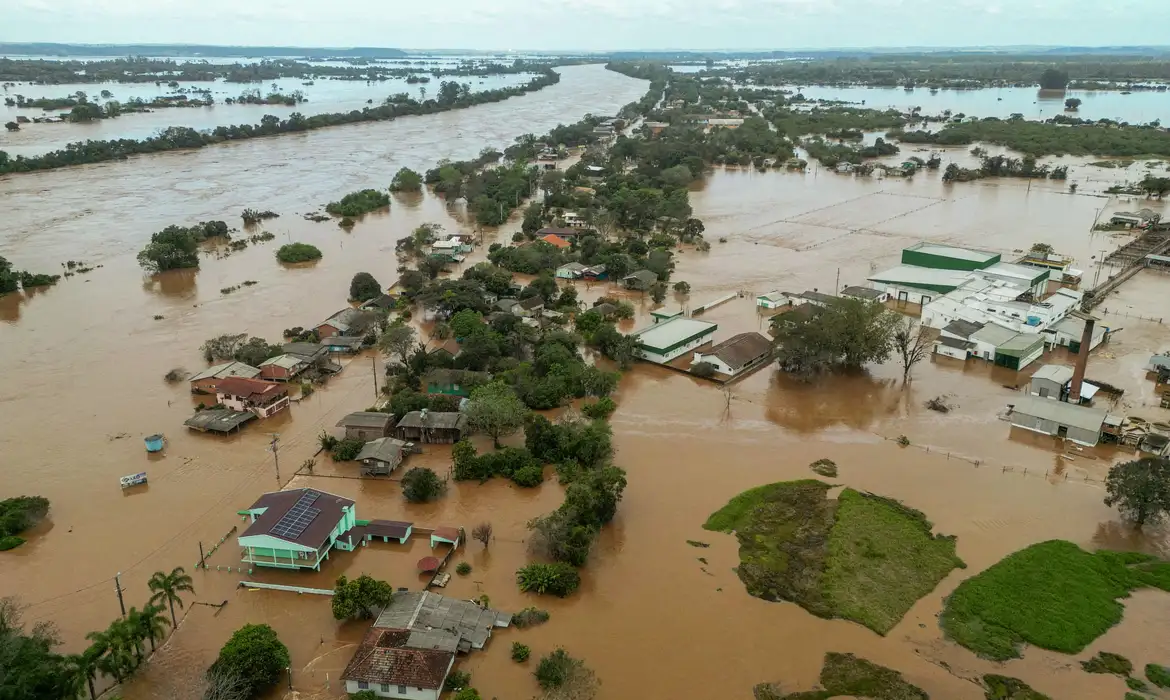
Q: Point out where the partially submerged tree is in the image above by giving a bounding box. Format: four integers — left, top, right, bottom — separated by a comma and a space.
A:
401, 467, 444, 503
332, 574, 394, 620
390, 167, 423, 193
208, 623, 290, 699
892, 317, 932, 382
147, 566, 194, 629
771, 297, 898, 379
379, 322, 417, 366
466, 381, 528, 448
349, 272, 382, 302
472, 522, 493, 548
1105, 457, 1170, 529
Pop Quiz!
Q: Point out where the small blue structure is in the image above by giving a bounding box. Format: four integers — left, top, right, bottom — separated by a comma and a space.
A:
144, 434, 165, 452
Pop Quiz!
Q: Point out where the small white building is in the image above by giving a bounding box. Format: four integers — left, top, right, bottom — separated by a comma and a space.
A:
756, 291, 791, 309
633, 316, 718, 364
692, 332, 773, 376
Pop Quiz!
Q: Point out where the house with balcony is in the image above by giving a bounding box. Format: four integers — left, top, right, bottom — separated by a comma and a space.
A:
215, 377, 290, 418
237, 488, 359, 570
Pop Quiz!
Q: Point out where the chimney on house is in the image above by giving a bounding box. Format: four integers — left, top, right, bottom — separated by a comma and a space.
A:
1068, 312, 1096, 404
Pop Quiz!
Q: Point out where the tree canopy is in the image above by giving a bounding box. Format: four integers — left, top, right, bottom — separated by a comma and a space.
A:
331, 574, 394, 620
349, 272, 382, 302
1105, 457, 1170, 529
275, 243, 322, 263
466, 381, 528, 448
208, 624, 289, 699
390, 167, 423, 193
771, 297, 898, 379
401, 467, 445, 503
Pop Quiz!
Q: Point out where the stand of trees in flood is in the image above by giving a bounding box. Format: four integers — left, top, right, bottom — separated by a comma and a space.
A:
891, 115, 1170, 157
0, 69, 561, 176
702, 55, 1170, 90
0, 56, 561, 85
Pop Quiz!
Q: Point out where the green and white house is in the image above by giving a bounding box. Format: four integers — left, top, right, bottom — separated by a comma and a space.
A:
237, 488, 359, 570
632, 316, 718, 365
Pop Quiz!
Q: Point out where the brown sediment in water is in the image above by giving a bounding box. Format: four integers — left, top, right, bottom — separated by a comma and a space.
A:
2, 67, 1170, 700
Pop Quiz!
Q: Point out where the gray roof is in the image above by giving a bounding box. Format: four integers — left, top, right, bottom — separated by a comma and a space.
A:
1031, 364, 1074, 384
936, 336, 975, 350
397, 411, 467, 431
1010, 396, 1107, 432
905, 241, 998, 263
374, 591, 510, 651
259, 354, 307, 371
942, 319, 985, 339
518, 296, 545, 311
495, 298, 519, 312
1149, 355, 1170, 370
324, 335, 365, 349
998, 332, 1045, 354
282, 342, 327, 360
184, 408, 256, 432
841, 286, 885, 301
624, 269, 658, 284
319, 307, 366, 332
557, 262, 586, 273
592, 302, 617, 316
337, 412, 395, 429
971, 322, 1019, 347
189, 361, 261, 382
355, 437, 407, 465
700, 332, 773, 370
801, 290, 836, 305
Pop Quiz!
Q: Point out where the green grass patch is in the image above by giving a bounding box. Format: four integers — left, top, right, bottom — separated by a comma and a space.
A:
706, 481, 962, 635
1146, 663, 1170, 688
754, 652, 928, 700
1127, 677, 1149, 692
982, 675, 1051, 699
824, 490, 964, 634
1082, 651, 1133, 676
941, 541, 1170, 660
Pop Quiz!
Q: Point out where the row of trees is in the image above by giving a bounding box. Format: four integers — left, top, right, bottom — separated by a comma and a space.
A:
0, 255, 60, 295
0, 567, 194, 700
892, 116, 1170, 157
0, 69, 561, 175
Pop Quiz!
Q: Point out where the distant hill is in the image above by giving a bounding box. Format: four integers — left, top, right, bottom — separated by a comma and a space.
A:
0, 43, 407, 59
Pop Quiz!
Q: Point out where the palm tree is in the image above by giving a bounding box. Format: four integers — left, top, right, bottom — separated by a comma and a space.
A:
137, 603, 171, 652
85, 624, 135, 684
147, 566, 195, 628
63, 648, 100, 700
122, 609, 146, 664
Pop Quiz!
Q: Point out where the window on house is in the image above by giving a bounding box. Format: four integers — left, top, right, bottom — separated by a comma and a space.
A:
358, 682, 369, 689
398, 686, 408, 694
381, 684, 390, 692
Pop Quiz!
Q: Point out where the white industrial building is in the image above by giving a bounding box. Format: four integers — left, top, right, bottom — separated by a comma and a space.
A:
632, 316, 719, 364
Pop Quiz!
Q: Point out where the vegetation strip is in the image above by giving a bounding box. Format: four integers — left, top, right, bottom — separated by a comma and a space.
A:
704, 480, 962, 634
754, 652, 928, 700
940, 540, 1170, 660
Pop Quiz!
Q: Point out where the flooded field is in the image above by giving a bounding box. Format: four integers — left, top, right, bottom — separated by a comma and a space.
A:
3, 62, 1170, 700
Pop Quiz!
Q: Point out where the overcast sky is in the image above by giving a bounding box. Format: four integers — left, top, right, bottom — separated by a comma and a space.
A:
4, 0, 1168, 51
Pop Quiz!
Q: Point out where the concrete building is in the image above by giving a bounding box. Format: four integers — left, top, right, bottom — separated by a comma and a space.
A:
1008, 396, 1109, 446
1028, 364, 1101, 404
632, 316, 718, 364
969, 322, 1019, 363
258, 354, 308, 382
900, 242, 1001, 271
993, 333, 1046, 371
237, 488, 358, 570
755, 290, 790, 309
215, 377, 290, 418
692, 332, 773, 376
1049, 315, 1108, 354
188, 361, 261, 394
841, 286, 889, 303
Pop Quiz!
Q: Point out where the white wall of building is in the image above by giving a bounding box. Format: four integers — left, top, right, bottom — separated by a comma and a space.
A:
691, 353, 735, 375
933, 342, 969, 361
345, 680, 440, 700
639, 332, 715, 364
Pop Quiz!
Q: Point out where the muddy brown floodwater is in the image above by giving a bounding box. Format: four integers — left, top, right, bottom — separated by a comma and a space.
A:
2, 64, 1170, 700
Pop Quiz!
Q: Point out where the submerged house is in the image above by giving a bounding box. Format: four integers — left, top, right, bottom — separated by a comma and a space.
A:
354, 437, 411, 476
316, 308, 377, 339
692, 332, 773, 377
623, 269, 659, 291
337, 412, 396, 441
237, 488, 359, 570
258, 354, 308, 382
424, 369, 488, 398
189, 361, 261, 394
341, 591, 510, 700
1008, 396, 1109, 446
395, 410, 468, 444
215, 377, 290, 419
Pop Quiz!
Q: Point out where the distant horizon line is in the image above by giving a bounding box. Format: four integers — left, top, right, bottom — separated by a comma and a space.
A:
3, 41, 1170, 54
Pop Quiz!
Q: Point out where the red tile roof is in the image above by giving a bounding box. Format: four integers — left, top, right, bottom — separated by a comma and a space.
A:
341, 628, 454, 689
540, 234, 571, 249
215, 377, 287, 401
432, 526, 461, 542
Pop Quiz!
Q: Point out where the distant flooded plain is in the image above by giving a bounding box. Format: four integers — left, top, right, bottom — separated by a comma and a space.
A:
2, 62, 1170, 700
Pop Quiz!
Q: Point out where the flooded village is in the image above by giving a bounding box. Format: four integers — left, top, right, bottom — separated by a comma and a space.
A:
4, 48, 1170, 700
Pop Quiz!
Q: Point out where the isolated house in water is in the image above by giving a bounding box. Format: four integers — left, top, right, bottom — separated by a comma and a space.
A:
336, 412, 396, 441
215, 377, 290, 418
395, 410, 468, 444
237, 488, 358, 570
188, 361, 261, 394
354, 437, 411, 476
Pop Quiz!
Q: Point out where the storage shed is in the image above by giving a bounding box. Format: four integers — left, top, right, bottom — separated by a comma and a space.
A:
1008, 396, 1107, 446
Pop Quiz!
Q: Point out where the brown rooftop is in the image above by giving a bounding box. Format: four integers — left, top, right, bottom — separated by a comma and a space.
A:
432, 526, 460, 542
366, 520, 412, 539
215, 377, 287, 402
240, 488, 354, 550
702, 332, 774, 371
341, 627, 454, 690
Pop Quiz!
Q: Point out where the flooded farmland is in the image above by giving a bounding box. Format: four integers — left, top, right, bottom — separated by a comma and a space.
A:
3, 60, 1170, 700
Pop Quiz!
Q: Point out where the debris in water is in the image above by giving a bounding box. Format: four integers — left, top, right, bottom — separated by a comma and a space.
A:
809, 458, 838, 477
924, 396, 954, 413
686, 539, 710, 548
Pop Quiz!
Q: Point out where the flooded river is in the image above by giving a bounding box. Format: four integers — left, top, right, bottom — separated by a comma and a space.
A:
2, 62, 1170, 700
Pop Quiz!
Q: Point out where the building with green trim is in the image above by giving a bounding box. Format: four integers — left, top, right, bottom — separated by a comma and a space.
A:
237, 488, 359, 570
993, 333, 1046, 370
901, 242, 1000, 271
633, 316, 718, 364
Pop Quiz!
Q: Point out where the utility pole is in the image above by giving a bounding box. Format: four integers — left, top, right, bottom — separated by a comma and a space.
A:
371, 356, 379, 399
114, 572, 126, 618
835, 268, 841, 295
269, 434, 281, 486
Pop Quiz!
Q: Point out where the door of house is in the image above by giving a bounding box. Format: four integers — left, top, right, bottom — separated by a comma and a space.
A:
1057, 426, 1069, 438
897, 291, 908, 302
921, 296, 931, 305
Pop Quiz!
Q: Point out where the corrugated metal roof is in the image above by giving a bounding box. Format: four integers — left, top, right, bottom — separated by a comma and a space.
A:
1011, 396, 1107, 432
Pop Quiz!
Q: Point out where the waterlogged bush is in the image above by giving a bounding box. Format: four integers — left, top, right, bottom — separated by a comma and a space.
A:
510, 607, 550, 628
325, 188, 390, 216
581, 396, 617, 419
516, 562, 581, 597
511, 642, 531, 662
275, 242, 322, 263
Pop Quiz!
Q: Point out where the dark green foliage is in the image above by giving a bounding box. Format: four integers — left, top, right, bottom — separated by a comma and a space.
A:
401, 467, 444, 503
465, 381, 527, 447
690, 362, 716, 378
535, 648, 579, 689
240, 208, 278, 225
350, 692, 378, 700
390, 167, 423, 193
1146, 663, 1170, 689
581, 396, 616, 419
1105, 457, 1170, 528
444, 669, 471, 692
137, 224, 210, 272
1081, 651, 1133, 676
510, 607, 550, 628
455, 562, 472, 576
511, 464, 545, 488
331, 438, 365, 462
1039, 67, 1069, 90
982, 674, 1052, 700
1127, 677, 1148, 692
895, 118, 1170, 158
208, 623, 290, 699
0, 536, 25, 550
516, 563, 581, 597
0, 497, 49, 542
511, 642, 531, 662
326, 189, 390, 217
772, 297, 899, 379
349, 272, 381, 302
452, 689, 481, 700
331, 575, 393, 620
524, 415, 613, 469
275, 242, 322, 263
941, 540, 1170, 660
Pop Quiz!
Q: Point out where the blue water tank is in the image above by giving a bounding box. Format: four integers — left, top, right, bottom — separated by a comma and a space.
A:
1026, 316, 1041, 326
